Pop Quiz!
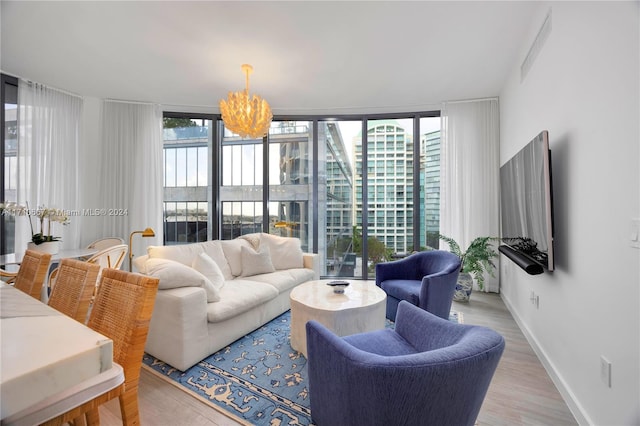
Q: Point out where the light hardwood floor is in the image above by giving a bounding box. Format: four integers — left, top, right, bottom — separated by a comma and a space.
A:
100, 291, 577, 425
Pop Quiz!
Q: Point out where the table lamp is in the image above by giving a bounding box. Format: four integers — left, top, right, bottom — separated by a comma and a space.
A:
128, 227, 155, 271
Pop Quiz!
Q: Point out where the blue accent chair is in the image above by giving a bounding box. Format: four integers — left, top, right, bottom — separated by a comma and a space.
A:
306, 301, 505, 426
375, 250, 461, 320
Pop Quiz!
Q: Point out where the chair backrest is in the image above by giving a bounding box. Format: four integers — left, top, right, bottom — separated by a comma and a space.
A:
86, 237, 125, 252
87, 244, 128, 270
307, 300, 505, 426
13, 250, 52, 300
88, 269, 159, 398
48, 258, 100, 323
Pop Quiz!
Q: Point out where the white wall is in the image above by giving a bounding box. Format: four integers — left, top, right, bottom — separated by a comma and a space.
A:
499, 2, 639, 425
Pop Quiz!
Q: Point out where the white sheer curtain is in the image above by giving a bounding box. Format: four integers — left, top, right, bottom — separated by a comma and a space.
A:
16, 81, 83, 253
440, 99, 500, 292
99, 100, 163, 269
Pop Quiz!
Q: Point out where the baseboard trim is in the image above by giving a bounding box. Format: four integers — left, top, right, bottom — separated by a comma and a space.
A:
500, 293, 591, 426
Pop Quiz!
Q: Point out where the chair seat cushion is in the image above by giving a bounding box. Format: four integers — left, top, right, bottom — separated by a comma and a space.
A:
380, 279, 421, 305
344, 329, 417, 356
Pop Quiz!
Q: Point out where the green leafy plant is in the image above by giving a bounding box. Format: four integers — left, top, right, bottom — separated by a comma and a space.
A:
439, 234, 498, 291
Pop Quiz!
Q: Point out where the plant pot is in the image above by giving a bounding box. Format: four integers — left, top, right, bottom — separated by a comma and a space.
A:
453, 272, 473, 303
27, 241, 59, 255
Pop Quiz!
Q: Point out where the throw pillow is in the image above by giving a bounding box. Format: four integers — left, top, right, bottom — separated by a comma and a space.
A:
147, 244, 204, 267
220, 238, 254, 276
240, 245, 275, 277
145, 258, 220, 303
260, 233, 304, 270
192, 252, 225, 292
239, 232, 261, 249
201, 241, 233, 280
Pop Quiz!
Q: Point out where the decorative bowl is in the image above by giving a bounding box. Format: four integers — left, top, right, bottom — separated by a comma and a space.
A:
327, 280, 350, 294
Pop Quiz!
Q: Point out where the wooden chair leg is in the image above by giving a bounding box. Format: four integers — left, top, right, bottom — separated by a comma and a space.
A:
85, 407, 99, 425
119, 390, 140, 426
72, 414, 88, 426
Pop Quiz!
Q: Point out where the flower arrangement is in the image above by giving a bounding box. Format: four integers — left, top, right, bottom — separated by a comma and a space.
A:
1, 202, 69, 245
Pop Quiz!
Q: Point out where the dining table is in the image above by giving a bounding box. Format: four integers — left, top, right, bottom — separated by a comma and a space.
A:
0, 248, 98, 267
0, 282, 119, 425
0, 248, 98, 303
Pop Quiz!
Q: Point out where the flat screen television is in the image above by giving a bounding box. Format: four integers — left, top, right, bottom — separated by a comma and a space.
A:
499, 130, 554, 274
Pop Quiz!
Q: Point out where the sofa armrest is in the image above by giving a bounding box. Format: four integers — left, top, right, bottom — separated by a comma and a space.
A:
303, 253, 320, 280
145, 286, 210, 371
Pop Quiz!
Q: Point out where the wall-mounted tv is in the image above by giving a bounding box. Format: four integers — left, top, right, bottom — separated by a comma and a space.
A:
499, 130, 554, 274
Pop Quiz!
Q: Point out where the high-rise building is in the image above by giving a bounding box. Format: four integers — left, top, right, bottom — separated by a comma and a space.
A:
354, 120, 414, 255
353, 122, 441, 255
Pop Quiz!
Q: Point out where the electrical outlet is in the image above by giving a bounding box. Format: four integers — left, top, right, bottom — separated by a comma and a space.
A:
600, 356, 612, 387
530, 291, 536, 304
631, 219, 640, 249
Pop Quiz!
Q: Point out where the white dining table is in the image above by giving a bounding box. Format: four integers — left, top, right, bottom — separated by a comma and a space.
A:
0, 248, 99, 303
0, 248, 98, 267
0, 282, 116, 423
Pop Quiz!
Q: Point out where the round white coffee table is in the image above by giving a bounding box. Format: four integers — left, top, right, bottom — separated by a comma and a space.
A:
289, 280, 386, 357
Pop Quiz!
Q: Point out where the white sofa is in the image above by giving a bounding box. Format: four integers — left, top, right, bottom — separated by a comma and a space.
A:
134, 233, 319, 371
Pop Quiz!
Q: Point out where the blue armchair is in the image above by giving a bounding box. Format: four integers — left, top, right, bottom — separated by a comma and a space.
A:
306, 301, 505, 426
375, 250, 461, 320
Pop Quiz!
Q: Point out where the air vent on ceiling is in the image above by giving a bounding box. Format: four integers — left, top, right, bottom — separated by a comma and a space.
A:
521, 9, 552, 82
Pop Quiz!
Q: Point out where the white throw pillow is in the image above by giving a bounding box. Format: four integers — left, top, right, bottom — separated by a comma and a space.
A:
260, 233, 304, 270
239, 233, 261, 249
192, 252, 225, 292
201, 241, 233, 280
145, 258, 220, 302
220, 238, 253, 276
240, 245, 275, 277
147, 244, 204, 267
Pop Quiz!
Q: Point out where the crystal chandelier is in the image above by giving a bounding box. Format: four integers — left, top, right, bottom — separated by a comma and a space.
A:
219, 64, 273, 139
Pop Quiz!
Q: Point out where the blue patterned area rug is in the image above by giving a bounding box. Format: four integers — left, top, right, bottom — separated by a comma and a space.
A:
142, 309, 462, 426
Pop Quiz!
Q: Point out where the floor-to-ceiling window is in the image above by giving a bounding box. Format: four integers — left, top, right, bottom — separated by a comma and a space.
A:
220, 123, 265, 239
357, 119, 415, 272
267, 121, 312, 252
162, 114, 213, 244
161, 112, 440, 279
1, 74, 18, 256
318, 121, 356, 277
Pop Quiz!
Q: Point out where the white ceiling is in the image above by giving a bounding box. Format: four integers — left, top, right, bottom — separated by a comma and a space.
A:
1, 1, 540, 115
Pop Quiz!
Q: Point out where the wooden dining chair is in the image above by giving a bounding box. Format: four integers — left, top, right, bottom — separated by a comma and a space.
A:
0, 249, 52, 300
86, 236, 125, 252
79, 237, 125, 260
86, 244, 128, 270
47, 258, 100, 323
41, 268, 159, 426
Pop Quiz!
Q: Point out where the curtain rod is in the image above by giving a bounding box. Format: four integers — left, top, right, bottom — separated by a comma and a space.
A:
443, 97, 499, 105
18, 78, 83, 100
105, 98, 157, 106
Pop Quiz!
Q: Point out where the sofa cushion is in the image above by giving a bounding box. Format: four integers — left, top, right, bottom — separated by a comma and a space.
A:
244, 268, 315, 293
200, 241, 233, 280
192, 252, 225, 292
148, 244, 203, 267
240, 245, 275, 277
206, 279, 278, 323
220, 238, 253, 276
145, 258, 220, 302
260, 233, 304, 270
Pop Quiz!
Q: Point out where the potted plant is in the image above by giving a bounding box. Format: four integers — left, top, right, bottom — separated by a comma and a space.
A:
439, 234, 498, 302
1, 202, 69, 254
